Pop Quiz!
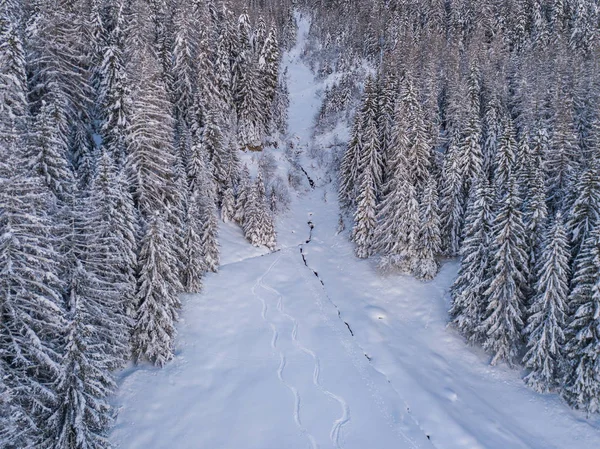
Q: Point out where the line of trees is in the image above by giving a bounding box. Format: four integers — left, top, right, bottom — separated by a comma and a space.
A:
324, 0, 600, 414
0, 0, 291, 446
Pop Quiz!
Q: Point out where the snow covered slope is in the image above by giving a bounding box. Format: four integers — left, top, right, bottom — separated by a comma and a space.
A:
110, 14, 600, 449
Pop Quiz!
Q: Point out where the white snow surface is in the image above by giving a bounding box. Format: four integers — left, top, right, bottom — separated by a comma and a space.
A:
111, 14, 600, 449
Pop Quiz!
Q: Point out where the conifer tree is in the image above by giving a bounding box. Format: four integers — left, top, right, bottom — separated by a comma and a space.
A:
171, 12, 196, 131
45, 262, 118, 449
440, 129, 465, 256
521, 129, 549, 292
235, 165, 251, 225
545, 94, 578, 213
182, 194, 205, 293
523, 213, 570, 393
493, 117, 518, 199
353, 156, 378, 259
414, 173, 442, 280
200, 195, 220, 273
244, 174, 276, 250
375, 99, 419, 270
562, 225, 600, 413
221, 181, 236, 223
125, 47, 179, 220
205, 110, 229, 196
0, 147, 65, 446
87, 150, 138, 334
237, 57, 264, 150
338, 114, 362, 209
258, 24, 280, 134
271, 68, 290, 135
567, 163, 600, 262
0, 19, 27, 138
479, 179, 529, 366
131, 213, 182, 367
29, 99, 75, 205
97, 2, 130, 167
450, 177, 495, 344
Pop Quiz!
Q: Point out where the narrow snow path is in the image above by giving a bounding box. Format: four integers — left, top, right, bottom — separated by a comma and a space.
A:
110, 13, 600, 449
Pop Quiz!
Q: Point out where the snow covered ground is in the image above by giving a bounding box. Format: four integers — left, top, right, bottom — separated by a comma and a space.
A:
110, 14, 600, 449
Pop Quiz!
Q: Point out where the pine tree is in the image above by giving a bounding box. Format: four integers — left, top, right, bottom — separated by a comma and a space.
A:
414, 174, 442, 281
523, 213, 570, 393
353, 161, 378, 259
131, 213, 181, 367
562, 225, 600, 413
258, 24, 280, 135
235, 165, 251, 225
125, 47, 179, 220
243, 174, 276, 250
338, 113, 362, 209
182, 194, 205, 293
200, 195, 220, 273
440, 129, 465, 256
86, 150, 137, 342
375, 98, 420, 271
567, 163, 600, 263
450, 177, 495, 344
97, 2, 130, 167
237, 57, 264, 150
28, 99, 75, 205
221, 181, 236, 223
479, 179, 529, 366
44, 262, 117, 449
0, 146, 65, 446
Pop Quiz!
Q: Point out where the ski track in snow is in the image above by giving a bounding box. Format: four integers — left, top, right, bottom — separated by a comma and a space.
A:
259, 259, 351, 449
252, 254, 319, 449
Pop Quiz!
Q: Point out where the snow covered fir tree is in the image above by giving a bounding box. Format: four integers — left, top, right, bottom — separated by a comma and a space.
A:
3, 0, 600, 447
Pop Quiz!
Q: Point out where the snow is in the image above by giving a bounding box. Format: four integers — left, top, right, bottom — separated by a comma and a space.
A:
110, 13, 600, 449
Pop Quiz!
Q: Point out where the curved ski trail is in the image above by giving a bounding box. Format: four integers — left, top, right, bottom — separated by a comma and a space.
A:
251, 255, 318, 449
259, 266, 351, 449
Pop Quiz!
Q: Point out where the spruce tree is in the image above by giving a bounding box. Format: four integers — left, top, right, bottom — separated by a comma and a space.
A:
258, 24, 280, 135
523, 213, 570, 393
567, 163, 600, 263
338, 114, 362, 209
450, 177, 495, 343
182, 194, 205, 293
131, 213, 181, 367
562, 226, 600, 413
0, 147, 65, 447
200, 195, 220, 273
244, 174, 276, 250
97, 3, 130, 167
479, 179, 529, 366
414, 173, 442, 281
86, 150, 137, 346
28, 99, 74, 205
44, 263, 117, 449
353, 161, 378, 259
221, 181, 236, 223
440, 129, 465, 256
234, 165, 251, 225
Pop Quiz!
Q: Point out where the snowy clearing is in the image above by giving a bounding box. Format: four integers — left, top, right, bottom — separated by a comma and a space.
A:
111, 14, 600, 449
